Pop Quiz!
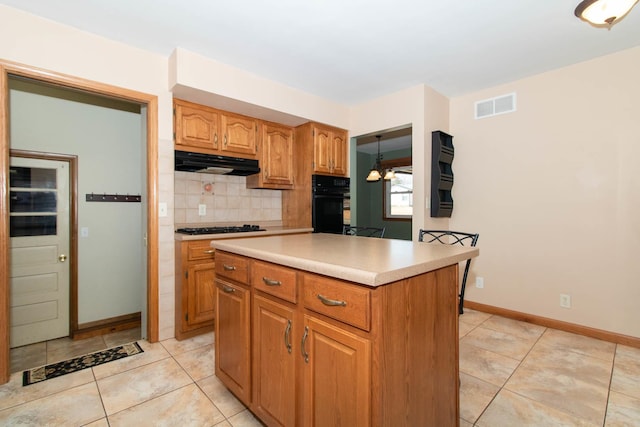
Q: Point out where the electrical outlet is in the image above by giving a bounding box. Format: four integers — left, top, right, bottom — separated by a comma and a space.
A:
198, 204, 206, 216
475, 277, 484, 288
159, 202, 168, 217
560, 294, 571, 308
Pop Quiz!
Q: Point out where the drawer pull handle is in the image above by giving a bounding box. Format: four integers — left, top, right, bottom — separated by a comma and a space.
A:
203, 249, 215, 254
223, 264, 236, 271
284, 320, 292, 354
301, 326, 309, 363
222, 285, 235, 293
317, 294, 347, 307
262, 277, 282, 286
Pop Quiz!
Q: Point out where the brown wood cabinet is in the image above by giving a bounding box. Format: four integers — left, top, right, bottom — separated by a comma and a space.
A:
301, 314, 371, 427
252, 294, 297, 426
282, 121, 349, 228
220, 112, 258, 157
174, 240, 216, 340
214, 251, 460, 426
174, 99, 257, 158
246, 121, 294, 190
174, 99, 220, 151
311, 124, 347, 176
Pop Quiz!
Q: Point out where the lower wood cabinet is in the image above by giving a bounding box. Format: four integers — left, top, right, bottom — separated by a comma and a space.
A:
215, 278, 251, 404
301, 315, 371, 427
214, 251, 460, 427
252, 294, 296, 426
175, 240, 216, 340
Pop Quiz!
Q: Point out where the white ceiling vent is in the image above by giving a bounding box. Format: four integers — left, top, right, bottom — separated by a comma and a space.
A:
475, 93, 516, 119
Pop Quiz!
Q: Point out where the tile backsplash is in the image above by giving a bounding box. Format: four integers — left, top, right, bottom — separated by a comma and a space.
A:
174, 171, 282, 224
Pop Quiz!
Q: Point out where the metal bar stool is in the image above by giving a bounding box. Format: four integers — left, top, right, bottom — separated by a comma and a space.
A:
342, 226, 386, 238
418, 229, 479, 314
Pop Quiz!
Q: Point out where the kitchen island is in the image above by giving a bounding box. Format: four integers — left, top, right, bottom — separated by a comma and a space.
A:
211, 233, 479, 427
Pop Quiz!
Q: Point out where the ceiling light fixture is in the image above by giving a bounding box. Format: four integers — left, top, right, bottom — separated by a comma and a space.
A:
366, 135, 394, 182
574, 0, 638, 27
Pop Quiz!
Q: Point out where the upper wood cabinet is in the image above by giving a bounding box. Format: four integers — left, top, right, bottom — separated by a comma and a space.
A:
173, 99, 257, 158
246, 122, 294, 190
312, 124, 347, 176
221, 112, 258, 157
174, 99, 220, 151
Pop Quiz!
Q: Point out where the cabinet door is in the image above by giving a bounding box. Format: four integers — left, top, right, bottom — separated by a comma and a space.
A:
262, 123, 294, 187
174, 101, 219, 150
252, 295, 296, 427
221, 113, 257, 156
312, 126, 332, 174
301, 315, 371, 427
330, 130, 348, 176
215, 279, 251, 404
186, 262, 215, 327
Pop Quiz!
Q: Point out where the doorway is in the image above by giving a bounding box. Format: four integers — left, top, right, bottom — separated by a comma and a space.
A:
0, 60, 159, 384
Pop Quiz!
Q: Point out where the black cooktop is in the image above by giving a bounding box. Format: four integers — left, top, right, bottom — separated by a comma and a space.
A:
176, 224, 266, 235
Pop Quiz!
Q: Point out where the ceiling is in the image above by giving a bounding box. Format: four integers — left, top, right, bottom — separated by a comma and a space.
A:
3, 0, 640, 153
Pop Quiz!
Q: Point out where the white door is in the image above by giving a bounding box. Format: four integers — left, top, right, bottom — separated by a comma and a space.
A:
9, 156, 70, 348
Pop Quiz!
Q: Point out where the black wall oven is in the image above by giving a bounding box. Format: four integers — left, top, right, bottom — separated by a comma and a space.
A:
312, 174, 350, 234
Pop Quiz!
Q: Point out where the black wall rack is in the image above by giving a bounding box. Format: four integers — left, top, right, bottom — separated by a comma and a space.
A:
85, 193, 141, 203
430, 130, 454, 217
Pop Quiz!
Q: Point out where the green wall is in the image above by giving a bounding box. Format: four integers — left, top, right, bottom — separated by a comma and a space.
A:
9, 78, 144, 324
355, 147, 412, 240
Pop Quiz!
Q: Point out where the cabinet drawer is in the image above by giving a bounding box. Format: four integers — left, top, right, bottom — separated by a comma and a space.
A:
302, 273, 371, 331
187, 240, 216, 261
215, 251, 249, 283
251, 260, 297, 304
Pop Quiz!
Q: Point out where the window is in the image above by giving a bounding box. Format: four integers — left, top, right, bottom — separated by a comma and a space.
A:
383, 158, 412, 220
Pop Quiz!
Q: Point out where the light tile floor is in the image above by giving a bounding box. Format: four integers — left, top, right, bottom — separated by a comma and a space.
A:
1, 310, 639, 426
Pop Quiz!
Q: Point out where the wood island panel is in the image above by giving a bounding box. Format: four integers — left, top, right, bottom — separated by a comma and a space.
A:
213, 244, 463, 426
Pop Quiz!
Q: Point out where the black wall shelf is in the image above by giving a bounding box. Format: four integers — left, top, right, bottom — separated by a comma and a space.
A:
430, 131, 454, 218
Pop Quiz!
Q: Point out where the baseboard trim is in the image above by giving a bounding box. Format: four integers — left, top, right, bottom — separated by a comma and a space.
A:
464, 301, 640, 349
73, 312, 141, 341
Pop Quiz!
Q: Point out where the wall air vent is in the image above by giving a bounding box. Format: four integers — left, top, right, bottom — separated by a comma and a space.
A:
474, 93, 516, 119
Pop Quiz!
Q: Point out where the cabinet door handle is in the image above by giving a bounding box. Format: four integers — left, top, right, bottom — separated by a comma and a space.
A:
262, 277, 281, 286
301, 326, 309, 363
224, 134, 227, 146
203, 249, 215, 254
284, 320, 292, 354
222, 285, 235, 293
223, 264, 236, 271
317, 294, 347, 307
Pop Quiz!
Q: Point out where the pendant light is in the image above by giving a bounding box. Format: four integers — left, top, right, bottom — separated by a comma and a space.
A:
366, 135, 384, 182
366, 135, 396, 182
575, 0, 638, 27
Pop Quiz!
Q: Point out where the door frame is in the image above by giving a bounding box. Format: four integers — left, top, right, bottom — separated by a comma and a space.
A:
0, 59, 159, 384
10, 149, 78, 344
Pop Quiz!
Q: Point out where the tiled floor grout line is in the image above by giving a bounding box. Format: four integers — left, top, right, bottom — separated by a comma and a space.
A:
467, 323, 549, 425
600, 343, 618, 427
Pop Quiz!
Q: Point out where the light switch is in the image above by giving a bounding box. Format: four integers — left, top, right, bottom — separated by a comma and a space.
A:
81, 227, 89, 237
159, 202, 168, 217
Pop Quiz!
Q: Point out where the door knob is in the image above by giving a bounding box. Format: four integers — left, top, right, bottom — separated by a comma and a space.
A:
58, 254, 67, 262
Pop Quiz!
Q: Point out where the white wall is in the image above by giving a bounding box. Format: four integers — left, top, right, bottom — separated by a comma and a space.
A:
0, 4, 176, 338
9, 81, 143, 323
450, 46, 640, 338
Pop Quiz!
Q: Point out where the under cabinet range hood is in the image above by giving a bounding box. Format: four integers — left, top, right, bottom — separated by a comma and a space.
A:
174, 150, 260, 176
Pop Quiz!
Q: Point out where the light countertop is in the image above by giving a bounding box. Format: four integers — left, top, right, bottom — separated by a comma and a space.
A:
174, 226, 313, 241
211, 233, 479, 287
